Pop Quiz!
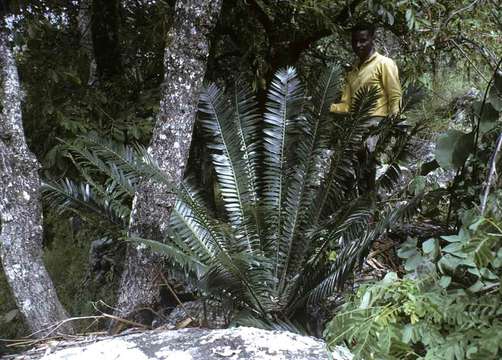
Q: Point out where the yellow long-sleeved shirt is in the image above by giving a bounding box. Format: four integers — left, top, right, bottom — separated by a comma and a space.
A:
330, 52, 402, 117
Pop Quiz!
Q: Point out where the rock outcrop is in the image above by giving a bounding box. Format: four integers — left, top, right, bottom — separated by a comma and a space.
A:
11, 327, 352, 360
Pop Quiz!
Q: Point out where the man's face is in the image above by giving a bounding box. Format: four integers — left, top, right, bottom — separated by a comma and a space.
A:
351, 30, 374, 61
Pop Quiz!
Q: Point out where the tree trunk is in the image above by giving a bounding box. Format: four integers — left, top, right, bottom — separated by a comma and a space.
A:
0, 29, 73, 337
111, 0, 223, 330
78, 0, 97, 85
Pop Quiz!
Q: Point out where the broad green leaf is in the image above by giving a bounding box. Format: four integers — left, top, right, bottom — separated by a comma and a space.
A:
397, 238, 419, 259
478, 102, 499, 134
438, 254, 462, 273
434, 130, 474, 170
422, 238, 439, 259
382, 272, 398, 285
359, 291, 371, 309
439, 276, 451, 288
467, 279, 484, 293
441, 234, 461, 243
468, 216, 485, 231
405, 254, 425, 271
442, 242, 464, 255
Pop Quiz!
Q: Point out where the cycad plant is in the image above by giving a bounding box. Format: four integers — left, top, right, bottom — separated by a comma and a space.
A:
44, 65, 417, 332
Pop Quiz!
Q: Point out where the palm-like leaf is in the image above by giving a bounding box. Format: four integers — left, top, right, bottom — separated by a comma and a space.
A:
306, 193, 424, 305
314, 86, 380, 219
45, 65, 417, 334
261, 67, 305, 278
277, 66, 343, 291
42, 178, 130, 229
262, 67, 304, 217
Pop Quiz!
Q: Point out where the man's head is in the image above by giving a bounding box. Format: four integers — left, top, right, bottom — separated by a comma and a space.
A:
351, 22, 376, 61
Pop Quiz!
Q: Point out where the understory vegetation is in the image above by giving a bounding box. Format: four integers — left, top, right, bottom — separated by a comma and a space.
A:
324, 72, 502, 359
1, 1, 501, 359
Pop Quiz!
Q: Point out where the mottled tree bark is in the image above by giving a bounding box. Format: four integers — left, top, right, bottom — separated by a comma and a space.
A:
0, 30, 73, 336
112, 0, 223, 328
78, 0, 97, 85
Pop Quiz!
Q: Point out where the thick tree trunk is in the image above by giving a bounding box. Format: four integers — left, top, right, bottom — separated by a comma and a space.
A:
111, 0, 223, 329
0, 30, 73, 337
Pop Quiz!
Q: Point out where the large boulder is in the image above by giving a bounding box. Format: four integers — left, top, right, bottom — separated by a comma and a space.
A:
11, 327, 352, 360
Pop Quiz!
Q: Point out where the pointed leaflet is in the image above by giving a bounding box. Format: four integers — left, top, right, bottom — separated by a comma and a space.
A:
260, 67, 304, 277
199, 84, 256, 251
277, 65, 342, 293
233, 83, 261, 203
314, 86, 379, 220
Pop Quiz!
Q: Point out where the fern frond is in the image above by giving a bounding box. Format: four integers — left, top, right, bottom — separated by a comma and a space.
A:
262, 67, 304, 214
233, 83, 261, 203
314, 86, 379, 220
307, 194, 423, 304
199, 84, 253, 228
129, 236, 207, 279
204, 251, 275, 316
276, 65, 345, 289
376, 119, 422, 191
42, 179, 129, 229
68, 135, 176, 193
261, 67, 305, 277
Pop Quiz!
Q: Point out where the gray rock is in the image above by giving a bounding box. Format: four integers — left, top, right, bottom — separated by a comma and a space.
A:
11, 327, 352, 360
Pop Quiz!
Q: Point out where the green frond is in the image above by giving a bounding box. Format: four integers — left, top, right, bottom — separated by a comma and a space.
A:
168, 196, 219, 264
261, 67, 305, 278
230, 310, 306, 335
376, 120, 422, 191
177, 180, 231, 256
275, 65, 345, 288
350, 85, 381, 118
204, 251, 275, 316
68, 135, 176, 194
233, 83, 261, 202
128, 236, 207, 279
311, 64, 343, 118
314, 86, 380, 219
307, 194, 423, 305
199, 84, 253, 226
262, 67, 304, 213
199, 84, 260, 254
42, 179, 129, 229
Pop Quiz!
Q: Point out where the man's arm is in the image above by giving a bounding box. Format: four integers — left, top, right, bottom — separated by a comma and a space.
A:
381, 60, 402, 115
330, 80, 352, 113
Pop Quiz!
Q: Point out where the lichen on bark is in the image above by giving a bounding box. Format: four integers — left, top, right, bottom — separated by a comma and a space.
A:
0, 27, 73, 337
111, 0, 223, 329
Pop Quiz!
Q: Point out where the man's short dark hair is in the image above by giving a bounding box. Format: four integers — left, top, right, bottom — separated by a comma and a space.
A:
351, 22, 376, 36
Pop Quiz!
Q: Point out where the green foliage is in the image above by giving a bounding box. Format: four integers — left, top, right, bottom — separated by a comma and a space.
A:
416, 68, 502, 224
43, 65, 417, 332
42, 214, 119, 323
434, 130, 474, 170
324, 211, 502, 360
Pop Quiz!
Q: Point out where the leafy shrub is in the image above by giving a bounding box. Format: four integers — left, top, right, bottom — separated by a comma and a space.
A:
324, 209, 502, 359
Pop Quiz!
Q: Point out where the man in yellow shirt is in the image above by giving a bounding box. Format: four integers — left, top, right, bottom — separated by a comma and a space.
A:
331, 23, 402, 116
331, 23, 403, 193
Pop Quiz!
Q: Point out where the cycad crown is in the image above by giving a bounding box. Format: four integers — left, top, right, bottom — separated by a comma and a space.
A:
43, 65, 416, 332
